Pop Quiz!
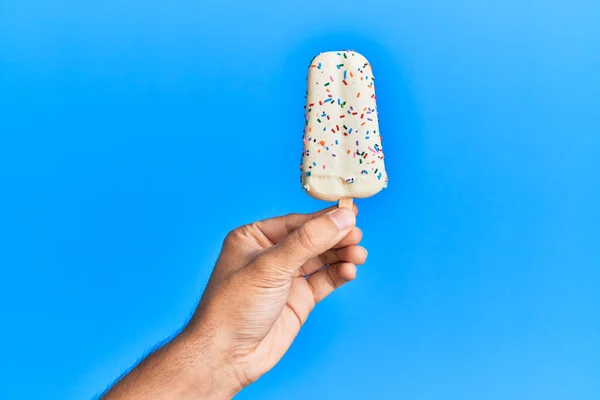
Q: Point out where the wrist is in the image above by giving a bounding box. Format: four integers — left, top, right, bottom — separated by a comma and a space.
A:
176, 325, 245, 399
103, 325, 244, 400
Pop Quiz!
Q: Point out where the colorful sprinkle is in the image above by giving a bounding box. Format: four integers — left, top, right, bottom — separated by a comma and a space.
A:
302, 53, 385, 189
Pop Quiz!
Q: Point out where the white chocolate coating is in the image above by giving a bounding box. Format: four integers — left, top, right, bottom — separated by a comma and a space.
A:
301, 51, 388, 202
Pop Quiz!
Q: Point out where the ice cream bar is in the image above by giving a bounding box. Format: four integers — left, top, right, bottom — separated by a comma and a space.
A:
300, 51, 388, 205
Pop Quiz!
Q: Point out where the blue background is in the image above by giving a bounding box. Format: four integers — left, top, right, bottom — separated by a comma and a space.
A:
1, 0, 599, 399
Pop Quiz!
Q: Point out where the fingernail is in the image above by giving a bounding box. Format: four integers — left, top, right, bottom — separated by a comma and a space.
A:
329, 208, 355, 230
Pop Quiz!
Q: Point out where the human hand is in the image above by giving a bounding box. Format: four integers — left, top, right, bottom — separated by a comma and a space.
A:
191, 205, 366, 395
103, 205, 367, 399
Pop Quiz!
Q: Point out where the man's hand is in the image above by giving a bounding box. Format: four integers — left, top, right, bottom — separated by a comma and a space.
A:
103, 205, 367, 399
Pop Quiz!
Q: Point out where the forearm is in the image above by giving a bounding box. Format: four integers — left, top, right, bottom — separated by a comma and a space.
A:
102, 329, 241, 400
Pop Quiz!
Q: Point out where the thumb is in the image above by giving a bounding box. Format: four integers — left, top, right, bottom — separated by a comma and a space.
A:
253, 208, 356, 279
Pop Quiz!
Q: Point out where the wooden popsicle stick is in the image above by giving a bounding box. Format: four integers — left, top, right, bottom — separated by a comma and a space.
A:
338, 198, 354, 209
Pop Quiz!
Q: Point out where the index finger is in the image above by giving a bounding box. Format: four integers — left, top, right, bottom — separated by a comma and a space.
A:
255, 204, 359, 244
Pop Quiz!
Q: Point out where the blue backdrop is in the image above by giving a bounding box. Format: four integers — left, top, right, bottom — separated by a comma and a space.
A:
1, 1, 599, 399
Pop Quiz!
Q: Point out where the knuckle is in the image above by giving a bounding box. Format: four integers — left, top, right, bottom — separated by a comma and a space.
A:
325, 266, 340, 289
328, 249, 340, 264
296, 224, 319, 253
224, 227, 240, 242
223, 230, 239, 247
247, 222, 262, 233
224, 224, 254, 245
